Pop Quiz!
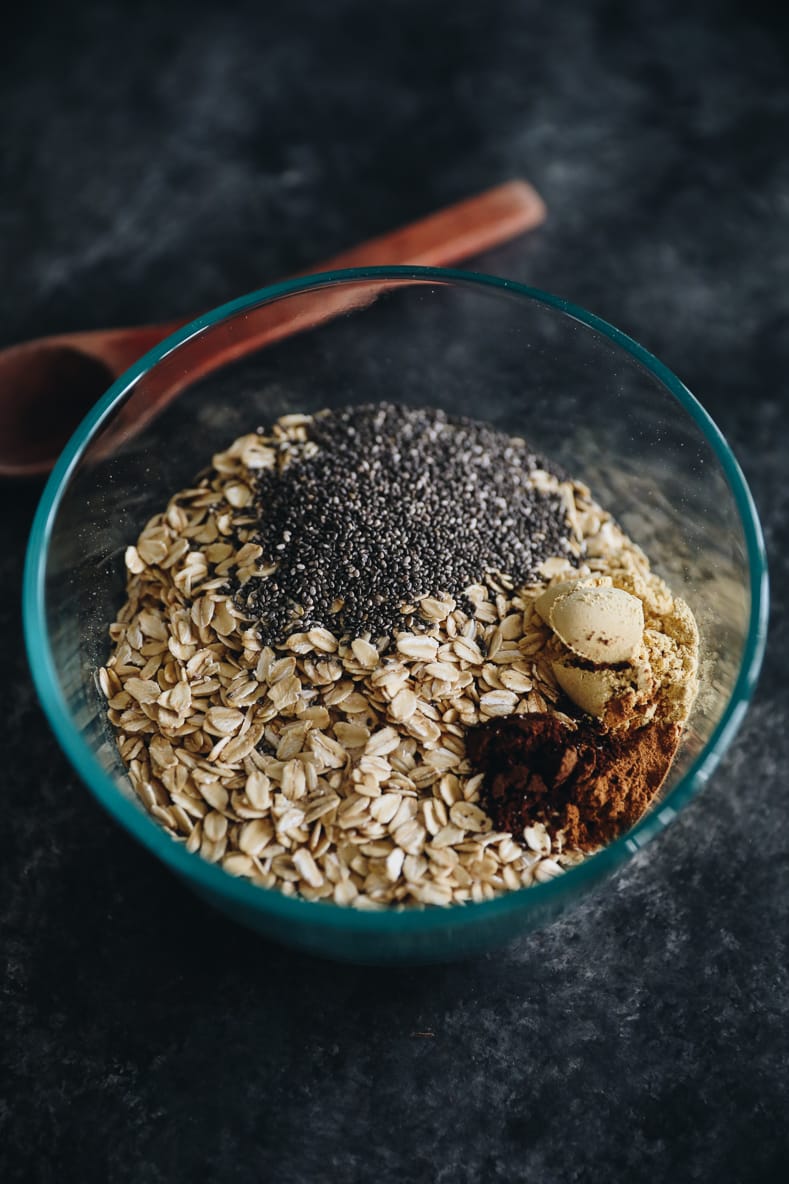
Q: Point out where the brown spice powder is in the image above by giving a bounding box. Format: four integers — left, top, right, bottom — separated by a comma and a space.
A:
466, 714, 682, 852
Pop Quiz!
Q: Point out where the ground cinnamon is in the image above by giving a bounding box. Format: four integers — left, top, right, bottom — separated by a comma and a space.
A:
466, 713, 682, 852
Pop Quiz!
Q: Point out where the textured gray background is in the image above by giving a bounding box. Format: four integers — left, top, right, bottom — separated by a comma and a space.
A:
2, 1, 787, 1180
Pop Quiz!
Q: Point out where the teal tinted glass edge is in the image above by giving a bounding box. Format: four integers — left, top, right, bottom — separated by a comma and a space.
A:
23, 266, 769, 935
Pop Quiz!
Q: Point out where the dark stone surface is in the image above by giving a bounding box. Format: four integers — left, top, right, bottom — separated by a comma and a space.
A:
2, 1, 787, 1180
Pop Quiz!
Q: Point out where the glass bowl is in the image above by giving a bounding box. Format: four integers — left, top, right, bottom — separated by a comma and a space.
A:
23, 267, 768, 964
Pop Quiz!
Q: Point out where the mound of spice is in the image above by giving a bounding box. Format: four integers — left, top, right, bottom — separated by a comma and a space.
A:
466, 713, 682, 852
237, 403, 578, 644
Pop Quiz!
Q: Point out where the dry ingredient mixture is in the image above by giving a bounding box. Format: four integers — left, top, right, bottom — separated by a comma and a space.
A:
99, 403, 700, 909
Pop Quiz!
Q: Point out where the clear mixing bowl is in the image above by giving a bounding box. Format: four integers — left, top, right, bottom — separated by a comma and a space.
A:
23, 268, 768, 963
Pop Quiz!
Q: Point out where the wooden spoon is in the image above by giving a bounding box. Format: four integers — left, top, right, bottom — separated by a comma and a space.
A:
0, 181, 545, 478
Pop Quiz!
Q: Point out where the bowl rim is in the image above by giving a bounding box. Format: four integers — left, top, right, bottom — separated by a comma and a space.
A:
23, 265, 769, 935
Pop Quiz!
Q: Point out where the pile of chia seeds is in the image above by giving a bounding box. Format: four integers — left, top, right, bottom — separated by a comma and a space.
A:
235, 403, 577, 644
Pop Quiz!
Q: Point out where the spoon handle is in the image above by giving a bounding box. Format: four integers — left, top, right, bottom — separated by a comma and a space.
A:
90, 180, 546, 376
98, 180, 545, 453
293, 179, 546, 276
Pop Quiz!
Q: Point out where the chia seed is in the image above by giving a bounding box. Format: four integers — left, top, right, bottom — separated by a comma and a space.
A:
236, 403, 577, 644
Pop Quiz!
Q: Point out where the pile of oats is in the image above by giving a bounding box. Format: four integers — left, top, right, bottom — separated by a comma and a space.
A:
99, 412, 696, 909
